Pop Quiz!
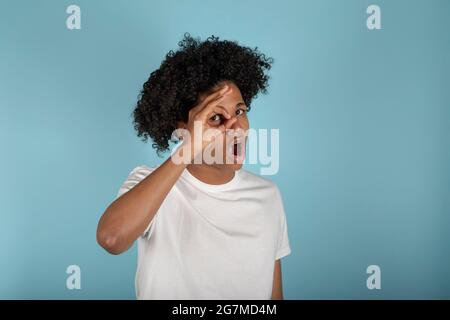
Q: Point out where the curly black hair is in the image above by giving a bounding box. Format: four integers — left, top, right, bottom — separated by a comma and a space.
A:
133, 33, 273, 154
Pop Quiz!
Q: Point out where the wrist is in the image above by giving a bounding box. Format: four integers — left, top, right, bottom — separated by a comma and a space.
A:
170, 140, 195, 166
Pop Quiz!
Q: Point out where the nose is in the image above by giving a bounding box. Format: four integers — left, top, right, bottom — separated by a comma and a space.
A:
226, 117, 246, 138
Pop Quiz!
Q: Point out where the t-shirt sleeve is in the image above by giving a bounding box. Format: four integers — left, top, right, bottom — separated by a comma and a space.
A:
274, 186, 292, 260
116, 165, 156, 239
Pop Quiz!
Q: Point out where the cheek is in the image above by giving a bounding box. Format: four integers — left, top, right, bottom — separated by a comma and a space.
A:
237, 115, 249, 129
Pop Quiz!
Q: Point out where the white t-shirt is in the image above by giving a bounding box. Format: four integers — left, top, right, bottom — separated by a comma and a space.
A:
116, 165, 291, 300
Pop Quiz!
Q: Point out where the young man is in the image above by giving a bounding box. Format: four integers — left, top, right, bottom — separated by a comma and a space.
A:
97, 34, 291, 299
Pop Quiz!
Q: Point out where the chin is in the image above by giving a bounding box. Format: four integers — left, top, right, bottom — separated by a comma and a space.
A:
228, 163, 244, 171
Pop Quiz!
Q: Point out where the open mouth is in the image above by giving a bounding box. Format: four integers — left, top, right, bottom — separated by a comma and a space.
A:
233, 142, 239, 156
228, 138, 245, 163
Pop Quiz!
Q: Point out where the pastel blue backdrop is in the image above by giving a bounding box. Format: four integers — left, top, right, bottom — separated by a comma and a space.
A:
1, 0, 449, 299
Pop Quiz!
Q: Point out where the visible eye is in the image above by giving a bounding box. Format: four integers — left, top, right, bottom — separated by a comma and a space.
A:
209, 113, 223, 123
236, 105, 250, 116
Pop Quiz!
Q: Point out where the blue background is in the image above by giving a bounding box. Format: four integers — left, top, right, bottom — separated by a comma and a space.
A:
1, 0, 449, 299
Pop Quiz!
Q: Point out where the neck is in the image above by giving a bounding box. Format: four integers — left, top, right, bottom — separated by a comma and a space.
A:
186, 164, 236, 185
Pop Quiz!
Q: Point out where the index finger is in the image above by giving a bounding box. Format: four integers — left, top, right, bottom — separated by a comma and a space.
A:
190, 85, 232, 115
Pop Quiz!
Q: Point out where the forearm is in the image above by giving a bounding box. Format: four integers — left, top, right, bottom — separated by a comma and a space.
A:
97, 149, 187, 254
271, 260, 284, 300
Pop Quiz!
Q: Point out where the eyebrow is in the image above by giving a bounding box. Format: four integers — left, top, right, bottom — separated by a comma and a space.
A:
218, 102, 247, 109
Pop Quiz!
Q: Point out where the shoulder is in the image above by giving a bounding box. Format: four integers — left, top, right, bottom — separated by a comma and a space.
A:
127, 164, 155, 179
239, 170, 286, 224
238, 170, 281, 196
116, 165, 156, 198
